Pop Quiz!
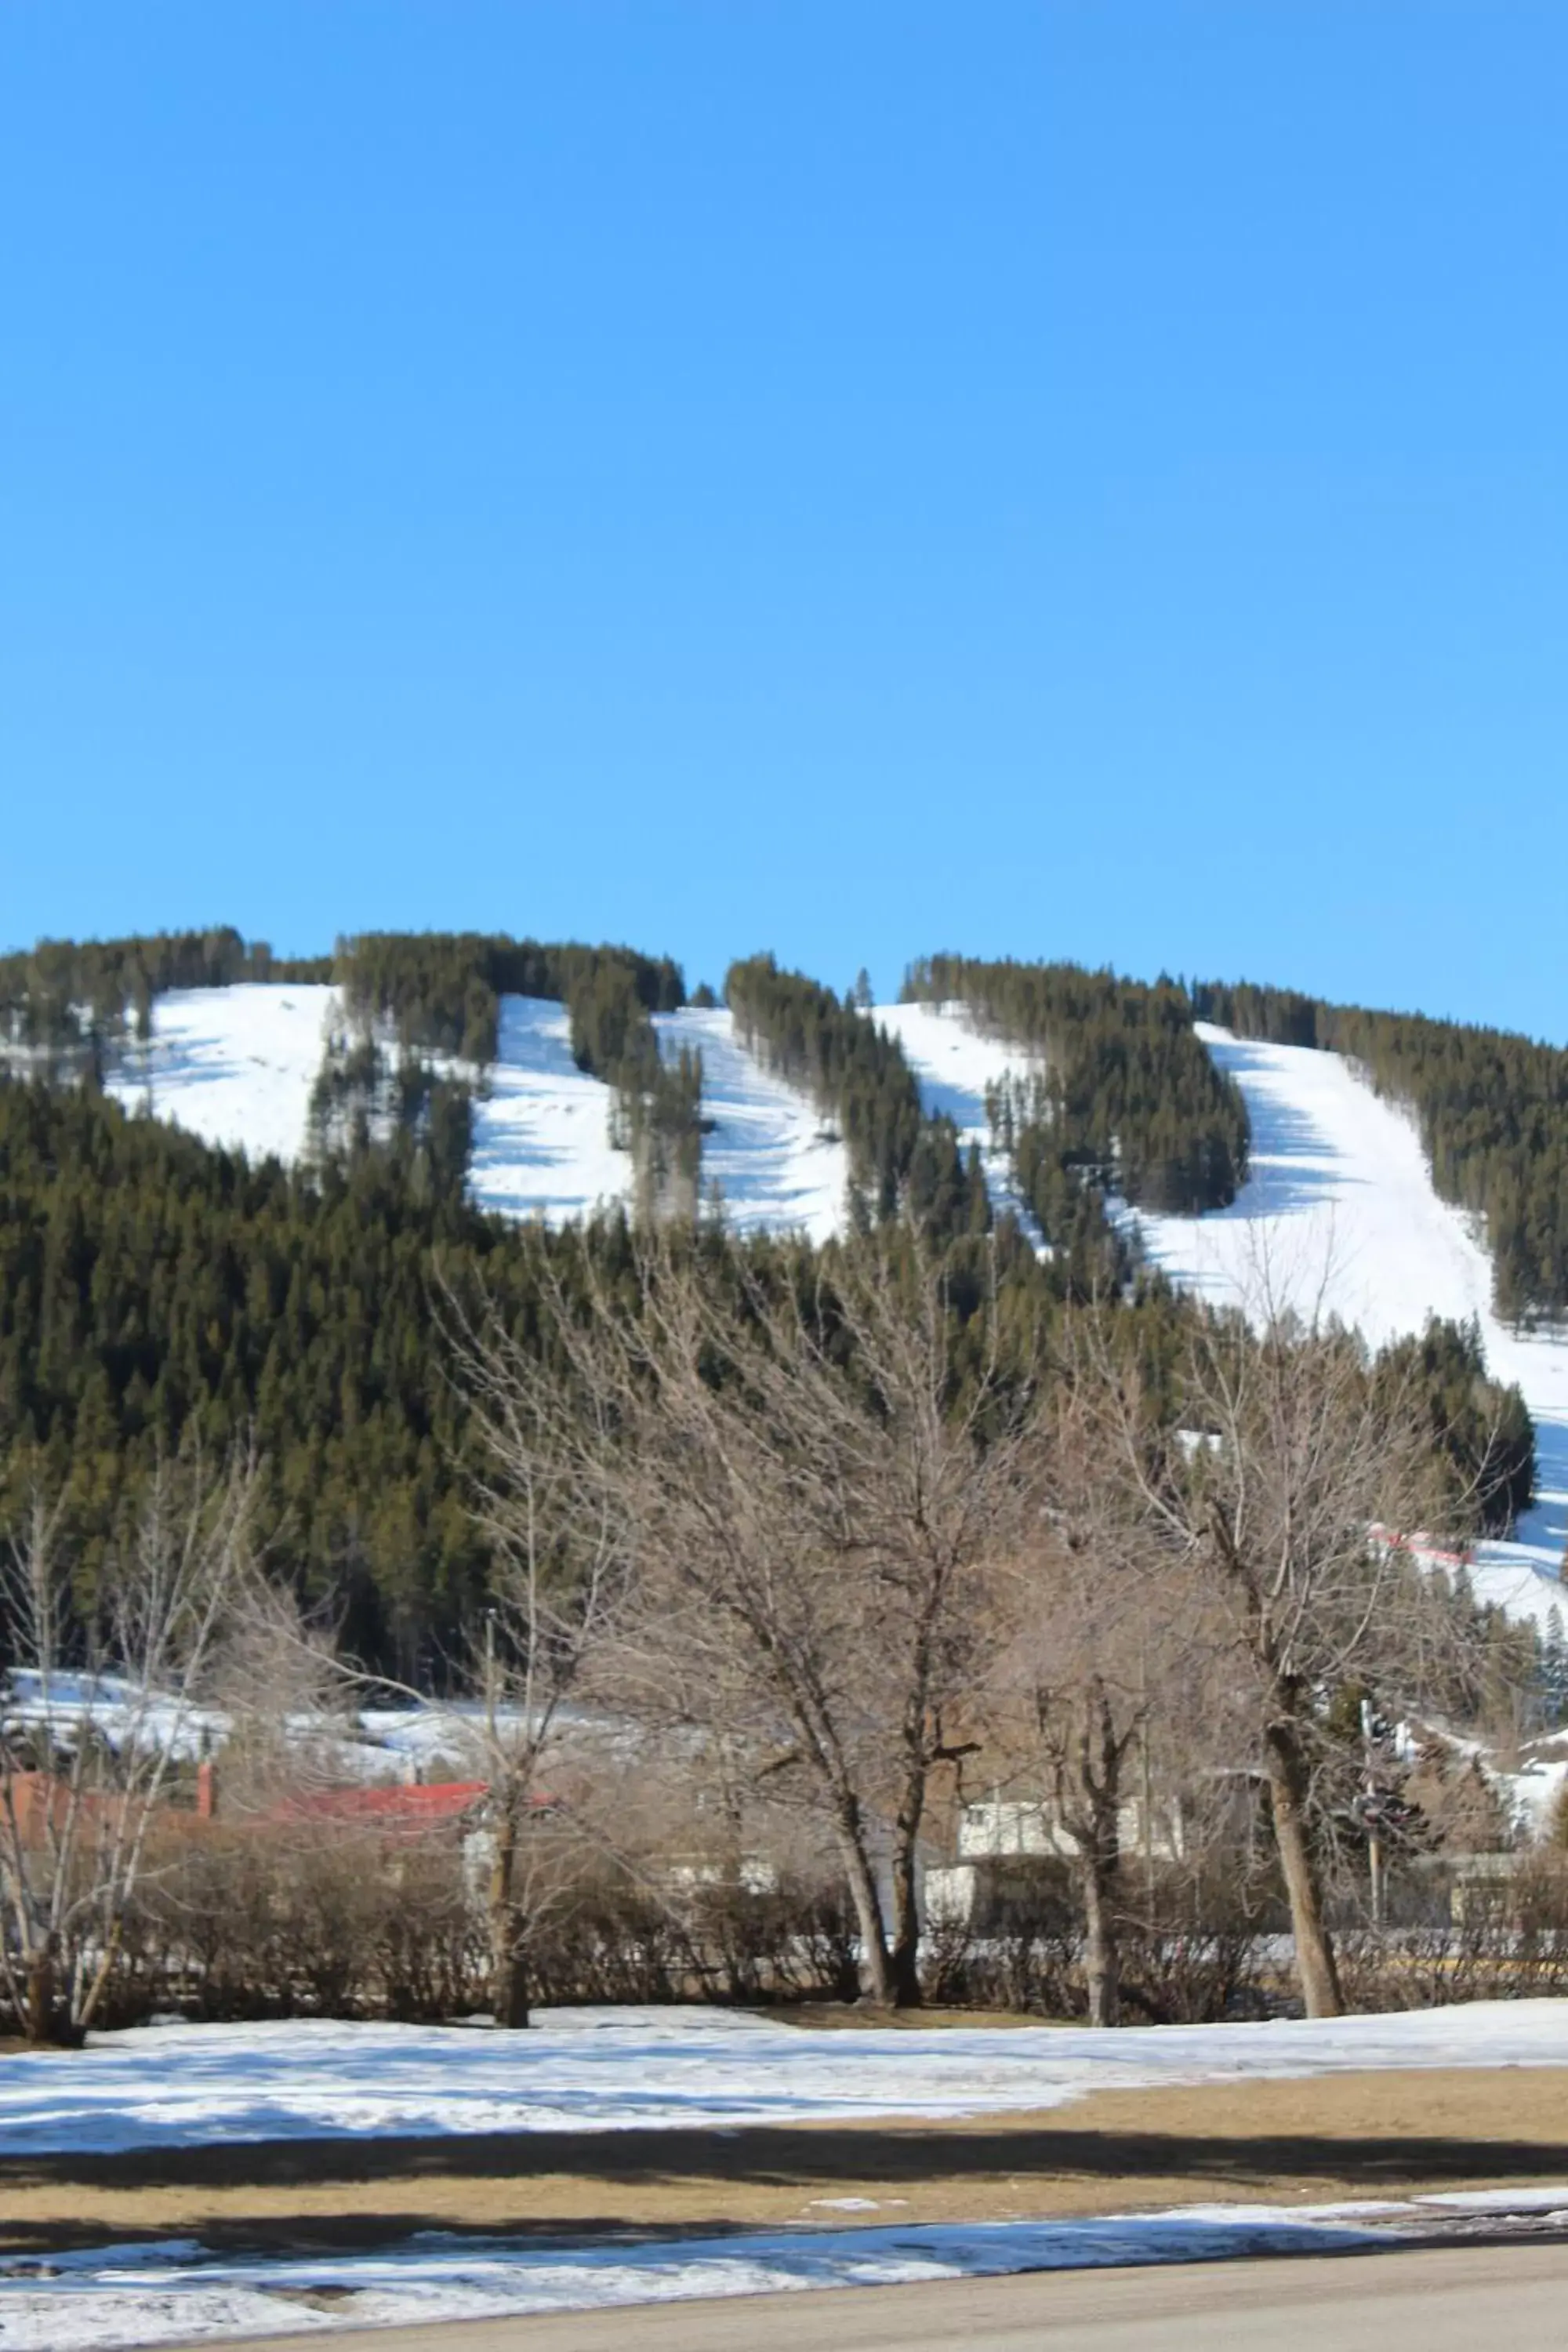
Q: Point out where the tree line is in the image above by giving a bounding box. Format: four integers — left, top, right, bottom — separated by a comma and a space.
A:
1, 927, 699, 1216
336, 931, 685, 1069
905, 955, 1250, 1217
724, 953, 992, 1237
0, 927, 330, 1061
1192, 979, 1568, 1323
335, 934, 701, 1214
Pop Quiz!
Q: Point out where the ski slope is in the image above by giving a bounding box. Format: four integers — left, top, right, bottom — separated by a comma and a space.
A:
873, 1001, 1046, 1243
655, 1005, 851, 1244
1138, 1026, 1568, 1631
87, 985, 848, 1237
103, 983, 337, 1164
465, 995, 629, 1222
880, 1004, 1568, 1632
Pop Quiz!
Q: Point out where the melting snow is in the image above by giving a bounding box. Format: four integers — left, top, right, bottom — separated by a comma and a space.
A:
0, 2208, 1406, 2348
11, 2006, 1568, 2340
10, 1999, 1568, 2156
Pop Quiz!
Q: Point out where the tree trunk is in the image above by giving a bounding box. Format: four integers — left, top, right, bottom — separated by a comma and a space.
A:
1080, 1851, 1120, 2027
888, 1788, 926, 2013
24, 1946, 55, 2048
492, 1924, 531, 2030
1059, 1682, 1127, 2029
488, 1809, 532, 2029
833, 1814, 895, 2006
886, 1809, 924, 2009
1265, 1717, 1343, 2019
78, 1923, 125, 2036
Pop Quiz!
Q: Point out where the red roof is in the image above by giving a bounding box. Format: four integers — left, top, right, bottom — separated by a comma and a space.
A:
270, 1779, 488, 1829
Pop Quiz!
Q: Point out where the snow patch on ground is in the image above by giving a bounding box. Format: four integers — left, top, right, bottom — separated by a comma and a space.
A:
103, 985, 338, 1166
11, 1999, 1568, 2157
655, 1006, 851, 1245
0, 2209, 1406, 2349
12, 2005, 1568, 2339
1, 1671, 222, 1766
16, 2184, 1568, 2347
1138, 1028, 1568, 1632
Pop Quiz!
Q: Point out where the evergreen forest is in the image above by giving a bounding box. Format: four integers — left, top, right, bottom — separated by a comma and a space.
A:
904, 954, 1250, 1217
724, 953, 991, 1237
0, 1076, 1532, 1678
0, 927, 331, 1064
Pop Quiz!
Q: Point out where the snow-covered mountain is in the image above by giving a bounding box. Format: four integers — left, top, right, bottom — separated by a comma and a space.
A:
652, 1004, 849, 1245
83, 978, 1568, 1628
101, 984, 851, 1241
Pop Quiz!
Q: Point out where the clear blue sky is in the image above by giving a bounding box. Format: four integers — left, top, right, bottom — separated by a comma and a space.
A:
4, 3, 1564, 1033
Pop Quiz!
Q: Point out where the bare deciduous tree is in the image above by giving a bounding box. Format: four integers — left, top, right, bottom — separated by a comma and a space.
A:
1070, 1299, 1465, 2018
443, 1267, 638, 2027
483, 1229, 1040, 2008
0, 1447, 262, 2043
983, 1388, 1178, 2027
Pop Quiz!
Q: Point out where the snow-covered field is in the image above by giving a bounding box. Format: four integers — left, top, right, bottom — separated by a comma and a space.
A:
1136, 1026, 1568, 1632
8, 2005, 1568, 2345
10, 1999, 1568, 2155
0, 1671, 220, 1765
103, 985, 337, 1166
0, 1675, 563, 1787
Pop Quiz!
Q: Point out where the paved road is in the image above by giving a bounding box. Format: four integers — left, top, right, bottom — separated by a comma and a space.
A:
229, 2240, 1568, 2351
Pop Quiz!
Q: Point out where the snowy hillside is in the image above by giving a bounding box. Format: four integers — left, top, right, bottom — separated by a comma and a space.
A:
465, 996, 629, 1222
1138, 1026, 1568, 1632
873, 1001, 1044, 1242
68, 983, 1568, 1628
92, 984, 849, 1238
871, 1004, 1568, 1631
103, 983, 337, 1163
655, 1005, 850, 1245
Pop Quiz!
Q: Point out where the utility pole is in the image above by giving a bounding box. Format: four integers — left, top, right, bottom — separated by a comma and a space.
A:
1360, 1697, 1383, 1929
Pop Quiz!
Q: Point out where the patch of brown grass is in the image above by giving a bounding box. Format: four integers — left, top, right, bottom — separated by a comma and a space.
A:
5, 2066, 1568, 2257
